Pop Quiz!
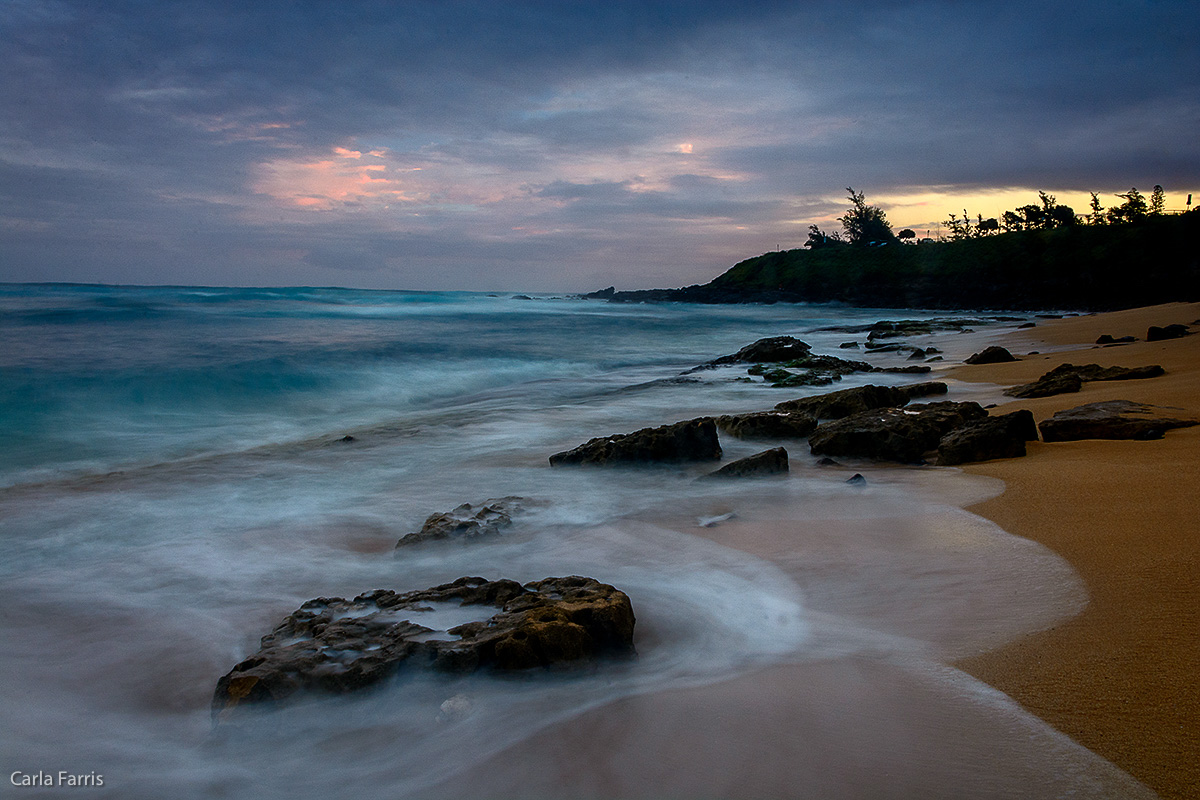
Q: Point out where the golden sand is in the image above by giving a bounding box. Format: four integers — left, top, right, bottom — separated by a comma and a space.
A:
951, 301, 1200, 800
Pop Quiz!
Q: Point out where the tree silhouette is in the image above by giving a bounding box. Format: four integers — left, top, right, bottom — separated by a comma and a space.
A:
838, 188, 896, 245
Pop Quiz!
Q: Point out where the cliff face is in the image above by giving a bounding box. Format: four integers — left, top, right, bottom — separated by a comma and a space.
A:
608, 210, 1200, 310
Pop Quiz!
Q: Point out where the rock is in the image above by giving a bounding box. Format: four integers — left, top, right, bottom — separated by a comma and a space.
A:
839, 341, 860, 349
964, 346, 1017, 365
714, 411, 817, 439
906, 349, 928, 360
396, 497, 525, 549
816, 457, 840, 466
774, 382, 948, 419
710, 336, 812, 365
1146, 324, 1190, 342
706, 447, 789, 478
511, 295, 533, 300
1018, 322, 1037, 329
1095, 334, 1135, 344
875, 365, 933, 374
213, 576, 636, 720
845, 473, 867, 486
549, 418, 721, 466
582, 286, 616, 299
1038, 401, 1198, 443
1004, 363, 1165, 399
808, 401, 988, 463
339, 435, 356, 442
936, 410, 1038, 465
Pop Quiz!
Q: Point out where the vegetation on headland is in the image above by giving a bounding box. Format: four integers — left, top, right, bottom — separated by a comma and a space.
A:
601, 188, 1199, 311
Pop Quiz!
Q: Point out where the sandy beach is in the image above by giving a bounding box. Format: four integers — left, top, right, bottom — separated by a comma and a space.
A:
952, 302, 1200, 800
423, 303, 1200, 800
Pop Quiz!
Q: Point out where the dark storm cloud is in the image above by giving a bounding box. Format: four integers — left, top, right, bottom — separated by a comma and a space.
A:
1, 0, 1197, 290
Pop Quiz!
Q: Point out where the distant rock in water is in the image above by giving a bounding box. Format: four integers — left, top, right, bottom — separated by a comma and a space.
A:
709, 336, 812, 365
212, 576, 636, 721
1146, 324, 1191, 341
845, 473, 867, 486
1038, 401, 1197, 443
808, 401, 988, 463
396, 497, 525, 549
964, 346, 1017, 365
774, 382, 948, 420
936, 410, 1038, 466
549, 418, 721, 465
706, 447, 789, 478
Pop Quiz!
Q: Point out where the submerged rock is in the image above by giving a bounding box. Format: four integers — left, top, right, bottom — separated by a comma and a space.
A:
808, 401, 988, 463
213, 576, 636, 720
706, 447, 789, 478
714, 411, 817, 439
936, 410, 1038, 466
1038, 401, 1198, 442
845, 473, 867, 486
396, 497, 525, 549
774, 382, 948, 420
964, 346, 1018, 365
549, 418, 721, 465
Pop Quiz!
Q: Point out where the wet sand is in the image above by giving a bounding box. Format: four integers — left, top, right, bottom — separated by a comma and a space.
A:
951, 302, 1200, 800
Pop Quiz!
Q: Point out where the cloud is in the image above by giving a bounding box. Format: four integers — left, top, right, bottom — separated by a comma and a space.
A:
2, 1, 1198, 290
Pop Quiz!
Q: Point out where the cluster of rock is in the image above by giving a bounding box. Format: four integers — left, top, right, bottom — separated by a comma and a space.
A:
214, 576, 636, 720
395, 497, 525, 548
696, 335, 934, 388
548, 418, 721, 466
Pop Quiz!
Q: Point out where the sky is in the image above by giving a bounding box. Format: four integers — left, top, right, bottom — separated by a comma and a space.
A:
1, 0, 1198, 292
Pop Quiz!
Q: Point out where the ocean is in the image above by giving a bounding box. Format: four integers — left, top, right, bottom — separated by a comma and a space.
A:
0, 284, 1145, 798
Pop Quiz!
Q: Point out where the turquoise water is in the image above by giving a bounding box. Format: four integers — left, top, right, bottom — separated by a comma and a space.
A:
0, 284, 1113, 798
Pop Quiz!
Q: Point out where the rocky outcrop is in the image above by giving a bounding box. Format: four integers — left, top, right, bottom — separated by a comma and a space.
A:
213, 576, 636, 720
709, 336, 812, 365
549, 418, 721, 465
714, 411, 817, 439
774, 382, 948, 419
1038, 401, 1198, 442
1004, 363, 1166, 398
396, 497, 524, 549
1146, 324, 1190, 341
808, 401, 988, 463
706, 447, 789, 478
936, 410, 1038, 465
964, 346, 1017, 365
1096, 334, 1136, 344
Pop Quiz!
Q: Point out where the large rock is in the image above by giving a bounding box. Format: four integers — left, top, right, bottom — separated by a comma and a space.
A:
710, 336, 812, 365
706, 447, 789, 478
1146, 324, 1190, 342
1038, 401, 1198, 442
1004, 363, 1166, 399
774, 382, 948, 420
396, 497, 524, 549
213, 576, 636, 720
964, 346, 1017, 365
714, 411, 817, 439
936, 410, 1038, 465
808, 401, 988, 463
549, 418, 721, 465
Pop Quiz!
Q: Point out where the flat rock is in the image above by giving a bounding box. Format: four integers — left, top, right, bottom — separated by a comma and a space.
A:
1038, 400, 1198, 442
549, 418, 721, 465
937, 410, 1038, 465
1146, 324, 1190, 342
213, 576, 636, 720
808, 401, 988, 463
706, 447, 789, 478
714, 411, 817, 439
964, 346, 1017, 365
774, 382, 948, 420
396, 497, 524, 549
1004, 363, 1165, 399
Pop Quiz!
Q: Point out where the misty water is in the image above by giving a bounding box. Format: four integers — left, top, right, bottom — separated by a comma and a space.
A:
0, 285, 1138, 798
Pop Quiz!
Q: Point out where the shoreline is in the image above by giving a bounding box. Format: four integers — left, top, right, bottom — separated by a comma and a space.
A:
948, 301, 1200, 800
